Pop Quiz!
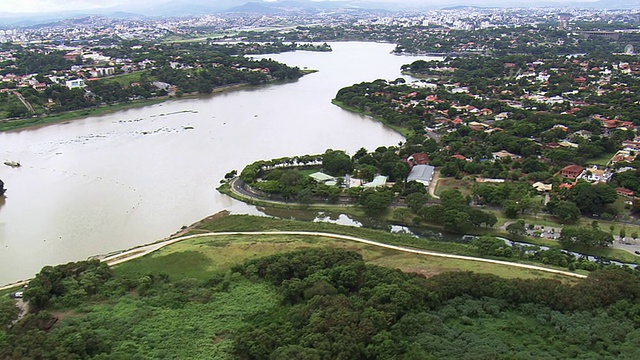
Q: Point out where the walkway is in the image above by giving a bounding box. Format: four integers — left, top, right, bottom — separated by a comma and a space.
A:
13, 91, 34, 113
228, 177, 354, 206
428, 169, 441, 199
100, 231, 587, 278
1, 229, 586, 291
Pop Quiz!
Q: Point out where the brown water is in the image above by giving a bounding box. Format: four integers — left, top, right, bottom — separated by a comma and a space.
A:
0, 42, 439, 284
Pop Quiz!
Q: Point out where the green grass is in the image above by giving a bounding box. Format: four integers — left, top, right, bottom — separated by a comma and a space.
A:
114, 232, 579, 284
588, 151, 617, 166
186, 215, 587, 278
102, 71, 156, 86
56, 278, 278, 359
297, 167, 322, 176
220, 178, 640, 267
435, 177, 474, 197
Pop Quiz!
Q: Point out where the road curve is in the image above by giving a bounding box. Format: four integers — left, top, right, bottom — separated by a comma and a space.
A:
0, 229, 586, 291
101, 231, 587, 279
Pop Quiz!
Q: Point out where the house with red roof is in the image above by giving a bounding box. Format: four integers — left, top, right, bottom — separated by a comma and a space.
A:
409, 153, 430, 165
616, 187, 635, 197
561, 164, 585, 179
451, 154, 469, 161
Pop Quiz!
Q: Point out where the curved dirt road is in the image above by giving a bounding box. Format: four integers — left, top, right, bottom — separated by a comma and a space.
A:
101, 231, 587, 279
0, 229, 586, 291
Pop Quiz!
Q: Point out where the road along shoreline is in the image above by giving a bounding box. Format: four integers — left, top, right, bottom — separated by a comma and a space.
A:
101, 231, 587, 278
1, 229, 587, 291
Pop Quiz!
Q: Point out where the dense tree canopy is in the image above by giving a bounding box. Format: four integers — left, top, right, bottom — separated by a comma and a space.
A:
3, 241, 640, 359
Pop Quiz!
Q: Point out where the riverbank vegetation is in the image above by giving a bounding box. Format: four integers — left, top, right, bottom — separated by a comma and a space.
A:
226, 143, 640, 266
0, 41, 307, 130
234, 148, 499, 222
331, 49, 640, 228
196, 215, 637, 273
3, 232, 640, 358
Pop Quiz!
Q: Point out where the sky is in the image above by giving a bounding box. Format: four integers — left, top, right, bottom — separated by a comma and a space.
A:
0, 1, 430, 14
0, 0, 605, 14
0, 0, 168, 13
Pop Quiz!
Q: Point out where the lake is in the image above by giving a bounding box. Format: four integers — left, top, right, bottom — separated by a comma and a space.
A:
0, 42, 439, 285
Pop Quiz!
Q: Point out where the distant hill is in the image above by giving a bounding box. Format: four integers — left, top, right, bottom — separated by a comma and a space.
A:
0, 0, 637, 26
225, 2, 286, 14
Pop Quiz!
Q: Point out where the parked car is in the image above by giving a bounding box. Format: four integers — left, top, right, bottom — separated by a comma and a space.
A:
8, 291, 23, 299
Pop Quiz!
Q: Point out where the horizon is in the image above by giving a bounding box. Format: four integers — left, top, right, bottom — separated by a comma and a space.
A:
0, 0, 623, 16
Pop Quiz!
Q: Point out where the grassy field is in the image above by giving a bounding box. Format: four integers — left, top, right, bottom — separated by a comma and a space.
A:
219, 176, 640, 266
189, 215, 588, 276
114, 233, 578, 283
588, 151, 616, 166
434, 177, 474, 197
101, 71, 156, 86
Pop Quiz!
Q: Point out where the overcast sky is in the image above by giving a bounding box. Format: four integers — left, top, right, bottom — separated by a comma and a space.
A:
0, 0, 167, 13
0, 0, 601, 14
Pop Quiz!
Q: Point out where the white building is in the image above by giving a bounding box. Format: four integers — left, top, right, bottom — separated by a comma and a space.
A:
407, 165, 435, 187
65, 79, 86, 89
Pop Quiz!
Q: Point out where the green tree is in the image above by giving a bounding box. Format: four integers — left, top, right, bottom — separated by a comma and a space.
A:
439, 189, 468, 209
502, 200, 521, 219
443, 209, 472, 233
393, 208, 412, 223
472, 236, 513, 257
506, 219, 526, 236
323, 149, 353, 176
0, 297, 18, 327
570, 182, 618, 215
404, 192, 428, 213
551, 201, 581, 224
559, 227, 614, 248
360, 189, 394, 217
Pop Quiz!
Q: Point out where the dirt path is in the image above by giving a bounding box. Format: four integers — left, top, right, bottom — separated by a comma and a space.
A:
101, 231, 587, 279
428, 170, 441, 199
2, 226, 587, 291
13, 91, 34, 113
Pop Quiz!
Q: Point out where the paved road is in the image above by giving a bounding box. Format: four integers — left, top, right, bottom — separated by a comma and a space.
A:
501, 221, 640, 256
229, 177, 355, 206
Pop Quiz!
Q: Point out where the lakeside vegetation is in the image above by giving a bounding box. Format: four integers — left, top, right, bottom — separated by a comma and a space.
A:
0, 42, 307, 131
225, 142, 640, 266
3, 10, 640, 359
331, 99, 415, 138
0, 97, 167, 132
3, 221, 640, 358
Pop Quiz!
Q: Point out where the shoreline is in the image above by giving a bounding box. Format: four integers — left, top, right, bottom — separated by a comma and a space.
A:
0, 210, 232, 291
1, 74, 314, 133
331, 99, 412, 138
1, 212, 589, 290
